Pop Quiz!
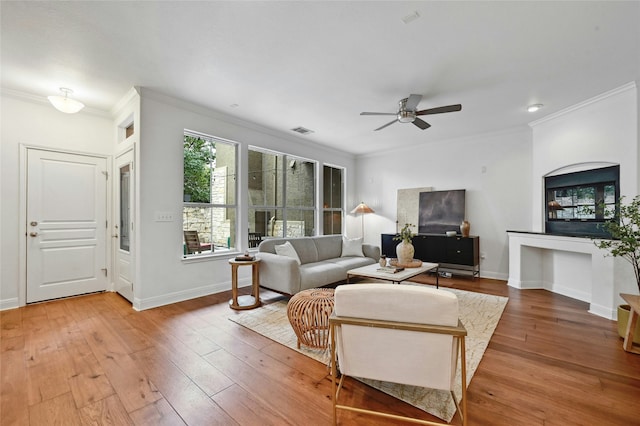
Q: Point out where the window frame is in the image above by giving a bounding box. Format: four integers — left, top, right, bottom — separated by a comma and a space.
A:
247, 146, 317, 243
182, 130, 238, 258
322, 164, 345, 235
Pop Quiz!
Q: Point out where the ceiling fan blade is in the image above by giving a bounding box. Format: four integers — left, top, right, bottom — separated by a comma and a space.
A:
374, 119, 398, 131
416, 104, 462, 115
404, 94, 423, 111
412, 118, 431, 130
360, 112, 397, 116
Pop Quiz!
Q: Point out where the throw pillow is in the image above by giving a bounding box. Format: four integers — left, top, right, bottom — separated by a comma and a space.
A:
341, 236, 364, 257
275, 241, 302, 265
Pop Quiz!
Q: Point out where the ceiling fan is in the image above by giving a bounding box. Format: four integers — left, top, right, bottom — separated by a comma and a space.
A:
360, 94, 462, 131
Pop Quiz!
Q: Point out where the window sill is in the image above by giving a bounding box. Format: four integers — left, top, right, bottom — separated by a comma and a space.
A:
181, 250, 241, 263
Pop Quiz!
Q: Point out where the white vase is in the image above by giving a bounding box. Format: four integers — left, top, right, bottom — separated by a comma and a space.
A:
396, 240, 414, 265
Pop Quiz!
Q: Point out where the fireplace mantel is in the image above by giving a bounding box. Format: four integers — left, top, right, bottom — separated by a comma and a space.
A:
507, 231, 623, 320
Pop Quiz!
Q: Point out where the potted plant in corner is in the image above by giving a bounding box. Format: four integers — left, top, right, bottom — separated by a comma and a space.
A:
593, 195, 640, 343
393, 223, 415, 265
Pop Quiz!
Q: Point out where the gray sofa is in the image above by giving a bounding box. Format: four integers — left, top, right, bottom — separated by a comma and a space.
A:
256, 235, 380, 295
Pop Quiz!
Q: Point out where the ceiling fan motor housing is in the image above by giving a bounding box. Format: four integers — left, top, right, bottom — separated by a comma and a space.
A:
397, 98, 416, 123
398, 109, 416, 123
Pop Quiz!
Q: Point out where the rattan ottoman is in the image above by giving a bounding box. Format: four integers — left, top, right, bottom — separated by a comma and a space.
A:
287, 288, 335, 349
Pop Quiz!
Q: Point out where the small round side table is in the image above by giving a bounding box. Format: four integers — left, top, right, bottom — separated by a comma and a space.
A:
228, 258, 261, 310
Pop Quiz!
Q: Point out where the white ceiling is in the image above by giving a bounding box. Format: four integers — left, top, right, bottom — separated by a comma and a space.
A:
2, 1, 639, 155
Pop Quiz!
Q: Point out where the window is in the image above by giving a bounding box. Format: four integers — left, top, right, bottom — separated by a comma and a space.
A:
183, 131, 237, 256
248, 148, 316, 245
323, 165, 344, 235
119, 163, 130, 252
545, 165, 619, 237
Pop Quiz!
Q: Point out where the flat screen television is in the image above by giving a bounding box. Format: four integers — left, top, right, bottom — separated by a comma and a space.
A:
418, 189, 466, 234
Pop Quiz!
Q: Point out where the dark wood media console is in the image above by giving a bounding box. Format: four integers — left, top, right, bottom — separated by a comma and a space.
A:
381, 233, 480, 278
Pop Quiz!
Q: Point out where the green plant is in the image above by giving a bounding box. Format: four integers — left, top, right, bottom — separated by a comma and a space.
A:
393, 223, 415, 244
593, 195, 640, 293
183, 135, 215, 203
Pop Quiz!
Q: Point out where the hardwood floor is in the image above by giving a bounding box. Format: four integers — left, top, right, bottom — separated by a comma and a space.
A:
2, 277, 640, 425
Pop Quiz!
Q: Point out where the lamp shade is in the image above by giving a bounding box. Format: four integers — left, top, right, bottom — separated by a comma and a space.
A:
48, 88, 85, 114
547, 200, 564, 211
351, 202, 374, 214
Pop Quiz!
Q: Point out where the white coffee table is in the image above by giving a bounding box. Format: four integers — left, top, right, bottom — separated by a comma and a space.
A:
347, 262, 439, 287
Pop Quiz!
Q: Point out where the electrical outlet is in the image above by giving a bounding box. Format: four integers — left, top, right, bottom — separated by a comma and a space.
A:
154, 211, 174, 222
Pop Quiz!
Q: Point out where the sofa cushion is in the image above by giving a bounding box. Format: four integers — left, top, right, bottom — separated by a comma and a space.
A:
341, 236, 364, 257
299, 261, 348, 290
313, 235, 343, 260
259, 237, 319, 264
326, 256, 376, 272
274, 241, 301, 265
288, 238, 319, 264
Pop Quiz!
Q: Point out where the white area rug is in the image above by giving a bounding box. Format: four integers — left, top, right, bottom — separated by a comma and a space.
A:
229, 285, 507, 422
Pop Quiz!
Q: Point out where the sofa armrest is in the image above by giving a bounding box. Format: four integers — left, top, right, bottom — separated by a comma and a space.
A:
255, 252, 302, 295
363, 244, 381, 261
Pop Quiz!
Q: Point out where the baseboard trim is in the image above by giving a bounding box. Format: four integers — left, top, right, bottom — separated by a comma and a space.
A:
132, 278, 252, 311
0, 297, 19, 311
589, 303, 615, 320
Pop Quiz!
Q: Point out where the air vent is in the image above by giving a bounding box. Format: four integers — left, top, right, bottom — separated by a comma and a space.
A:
291, 126, 314, 135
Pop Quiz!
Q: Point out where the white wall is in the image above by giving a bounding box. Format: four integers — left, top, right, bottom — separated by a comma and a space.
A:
530, 82, 639, 230
0, 94, 113, 309
135, 89, 356, 309
353, 127, 533, 280
0, 89, 356, 311
525, 82, 639, 307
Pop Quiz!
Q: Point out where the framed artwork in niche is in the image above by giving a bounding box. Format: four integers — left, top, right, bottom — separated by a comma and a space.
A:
418, 189, 466, 234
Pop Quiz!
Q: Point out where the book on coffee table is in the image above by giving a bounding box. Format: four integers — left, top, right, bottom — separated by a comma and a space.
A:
376, 266, 405, 273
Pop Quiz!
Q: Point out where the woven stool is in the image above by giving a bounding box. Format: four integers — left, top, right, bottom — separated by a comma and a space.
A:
287, 288, 335, 349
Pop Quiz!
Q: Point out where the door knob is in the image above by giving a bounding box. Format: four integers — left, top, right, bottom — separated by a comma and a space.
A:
113, 234, 119, 238
29, 232, 38, 237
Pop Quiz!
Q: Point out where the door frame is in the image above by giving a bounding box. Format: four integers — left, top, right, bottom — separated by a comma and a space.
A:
113, 148, 135, 302
18, 144, 112, 306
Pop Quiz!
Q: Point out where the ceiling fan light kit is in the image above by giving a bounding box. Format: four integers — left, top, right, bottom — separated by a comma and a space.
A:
361, 94, 461, 131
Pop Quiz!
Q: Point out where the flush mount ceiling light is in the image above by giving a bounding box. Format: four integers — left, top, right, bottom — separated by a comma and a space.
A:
48, 87, 85, 114
527, 103, 543, 113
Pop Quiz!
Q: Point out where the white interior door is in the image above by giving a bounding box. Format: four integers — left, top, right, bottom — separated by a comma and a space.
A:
26, 149, 108, 303
114, 150, 134, 302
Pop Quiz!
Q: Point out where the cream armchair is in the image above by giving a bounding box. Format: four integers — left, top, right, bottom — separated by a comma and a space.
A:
329, 283, 468, 425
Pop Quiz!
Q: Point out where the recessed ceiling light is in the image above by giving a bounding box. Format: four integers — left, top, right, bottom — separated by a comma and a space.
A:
527, 104, 543, 113
401, 11, 420, 24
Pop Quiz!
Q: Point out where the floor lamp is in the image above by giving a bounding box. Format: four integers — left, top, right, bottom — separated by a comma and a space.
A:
350, 202, 374, 238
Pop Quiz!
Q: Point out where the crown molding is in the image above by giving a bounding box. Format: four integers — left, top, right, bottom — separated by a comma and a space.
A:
359, 124, 531, 159
137, 87, 356, 160
529, 81, 637, 128
110, 87, 140, 117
